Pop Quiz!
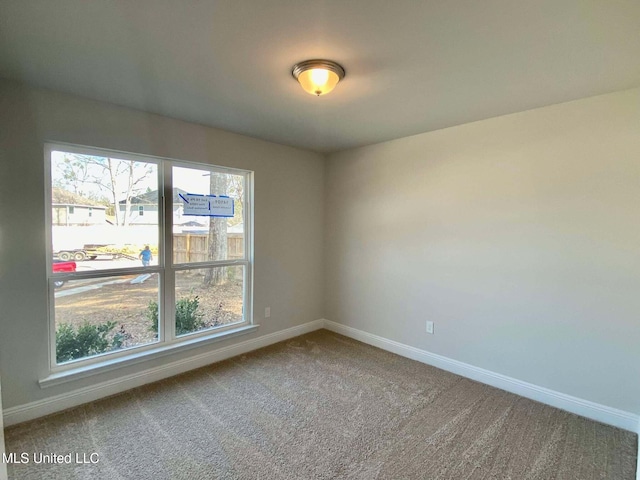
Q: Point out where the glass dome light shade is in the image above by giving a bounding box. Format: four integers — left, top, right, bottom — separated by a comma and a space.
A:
297, 68, 339, 96
292, 60, 345, 96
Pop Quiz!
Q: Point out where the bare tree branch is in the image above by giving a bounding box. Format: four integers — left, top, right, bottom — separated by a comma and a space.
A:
52, 153, 154, 226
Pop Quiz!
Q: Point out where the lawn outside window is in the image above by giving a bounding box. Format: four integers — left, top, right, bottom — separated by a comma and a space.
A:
45, 143, 253, 375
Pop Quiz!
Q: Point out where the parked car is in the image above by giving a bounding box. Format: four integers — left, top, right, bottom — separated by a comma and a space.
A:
52, 260, 76, 288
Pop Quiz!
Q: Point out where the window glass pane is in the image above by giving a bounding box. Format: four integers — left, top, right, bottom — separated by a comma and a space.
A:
175, 266, 244, 336
54, 273, 159, 364
48, 146, 252, 369
51, 150, 158, 271
172, 166, 244, 264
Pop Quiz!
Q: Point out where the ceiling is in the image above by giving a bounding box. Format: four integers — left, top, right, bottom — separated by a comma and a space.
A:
1, 0, 639, 153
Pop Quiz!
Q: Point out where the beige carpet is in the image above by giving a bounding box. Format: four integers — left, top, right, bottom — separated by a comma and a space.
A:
4, 330, 637, 479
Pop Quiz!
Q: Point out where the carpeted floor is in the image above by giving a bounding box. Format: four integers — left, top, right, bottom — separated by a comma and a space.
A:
4, 330, 638, 479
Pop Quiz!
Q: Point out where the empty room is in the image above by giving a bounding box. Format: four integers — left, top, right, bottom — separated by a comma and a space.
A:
0, 1, 639, 479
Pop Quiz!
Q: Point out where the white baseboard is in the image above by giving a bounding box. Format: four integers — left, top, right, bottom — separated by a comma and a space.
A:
4, 319, 637, 476
4, 318, 640, 438
323, 320, 640, 434
3, 319, 325, 427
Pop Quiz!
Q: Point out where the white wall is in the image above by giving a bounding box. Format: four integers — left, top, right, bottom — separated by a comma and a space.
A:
2, 78, 639, 423
0, 80, 325, 410
325, 88, 640, 414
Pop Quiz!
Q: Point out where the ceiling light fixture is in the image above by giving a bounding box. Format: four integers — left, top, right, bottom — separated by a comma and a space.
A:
292, 59, 345, 96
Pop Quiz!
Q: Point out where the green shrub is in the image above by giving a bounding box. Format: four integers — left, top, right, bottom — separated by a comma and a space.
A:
147, 300, 159, 332
56, 321, 125, 363
148, 296, 205, 336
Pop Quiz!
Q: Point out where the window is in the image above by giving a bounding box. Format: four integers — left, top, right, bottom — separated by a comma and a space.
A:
46, 144, 253, 372
68, 206, 75, 214
88, 207, 93, 217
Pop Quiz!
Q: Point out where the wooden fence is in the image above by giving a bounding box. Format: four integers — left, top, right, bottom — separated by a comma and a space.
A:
173, 233, 244, 263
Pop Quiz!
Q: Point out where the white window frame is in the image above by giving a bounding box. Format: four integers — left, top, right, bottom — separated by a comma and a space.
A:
43, 143, 254, 383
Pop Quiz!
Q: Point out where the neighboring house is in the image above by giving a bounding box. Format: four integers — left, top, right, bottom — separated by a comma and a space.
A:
119, 187, 188, 225
51, 188, 107, 226
121, 188, 239, 231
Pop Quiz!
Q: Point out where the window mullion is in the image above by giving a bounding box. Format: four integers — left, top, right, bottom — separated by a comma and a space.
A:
162, 161, 176, 343
245, 171, 253, 325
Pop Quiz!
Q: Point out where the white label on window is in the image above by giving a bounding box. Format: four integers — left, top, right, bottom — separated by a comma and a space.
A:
180, 193, 234, 217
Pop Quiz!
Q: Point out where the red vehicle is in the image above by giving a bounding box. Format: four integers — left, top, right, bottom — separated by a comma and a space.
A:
52, 260, 76, 288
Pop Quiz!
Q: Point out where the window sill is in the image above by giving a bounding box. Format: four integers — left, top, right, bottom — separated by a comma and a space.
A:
39, 324, 260, 389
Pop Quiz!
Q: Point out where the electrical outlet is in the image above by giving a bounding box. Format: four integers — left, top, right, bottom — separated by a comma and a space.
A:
426, 321, 434, 334
265, 307, 271, 318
